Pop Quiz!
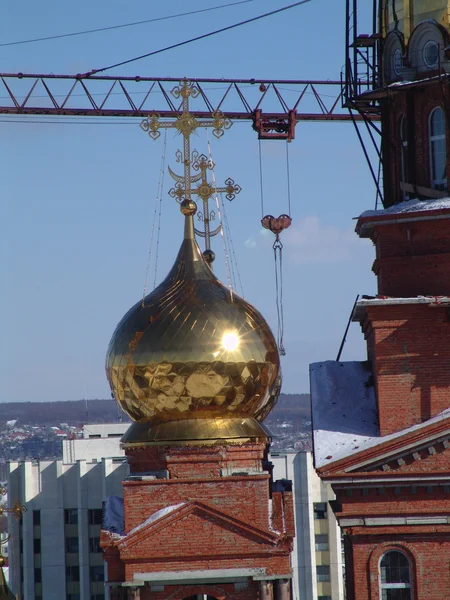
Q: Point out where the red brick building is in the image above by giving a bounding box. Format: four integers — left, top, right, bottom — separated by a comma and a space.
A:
100, 200, 294, 600
311, 3, 450, 598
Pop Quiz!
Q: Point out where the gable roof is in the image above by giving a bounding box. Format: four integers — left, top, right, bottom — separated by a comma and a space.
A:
116, 500, 280, 553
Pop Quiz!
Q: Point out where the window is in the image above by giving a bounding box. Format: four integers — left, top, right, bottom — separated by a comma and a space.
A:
316, 565, 330, 582
67, 596, 80, 600
91, 595, 105, 600
318, 597, 332, 600
393, 48, 402, 76
65, 565, 80, 582
429, 107, 447, 190
88, 509, 103, 526
33, 538, 41, 554
315, 534, 329, 551
34, 568, 42, 583
65, 509, 78, 526
65, 536, 79, 553
89, 536, 101, 553
89, 565, 104, 582
380, 550, 412, 600
423, 40, 439, 69
33, 510, 41, 526
313, 502, 327, 520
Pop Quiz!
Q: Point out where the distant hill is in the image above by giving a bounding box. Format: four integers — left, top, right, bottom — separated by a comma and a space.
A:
0, 394, 310, 429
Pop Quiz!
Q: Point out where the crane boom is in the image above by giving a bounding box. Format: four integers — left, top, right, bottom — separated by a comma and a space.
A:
0, 73, 379, 139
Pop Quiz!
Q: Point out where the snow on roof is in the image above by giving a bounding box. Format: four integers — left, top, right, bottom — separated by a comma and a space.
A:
128, 503, 185, 536
310, 361, 378, 468
311, 360, 450, 470
358, 197, 450, 220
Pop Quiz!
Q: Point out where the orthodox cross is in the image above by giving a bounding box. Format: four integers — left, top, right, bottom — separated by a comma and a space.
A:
140, 79, 241, 261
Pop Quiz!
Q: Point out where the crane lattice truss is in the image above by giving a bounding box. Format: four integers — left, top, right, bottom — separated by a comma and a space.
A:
0, 73, 380, 140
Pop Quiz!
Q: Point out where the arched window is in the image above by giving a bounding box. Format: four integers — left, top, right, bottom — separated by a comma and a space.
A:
429, 107, 447, 190
400, 115, 409, 198
379, 550, 412, 600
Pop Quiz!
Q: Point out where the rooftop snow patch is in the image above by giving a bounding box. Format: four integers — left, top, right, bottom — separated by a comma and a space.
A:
310, 361, 378, 468
358, 197, 450, 220
128, 503, 185, 536
311, 361, 450, 470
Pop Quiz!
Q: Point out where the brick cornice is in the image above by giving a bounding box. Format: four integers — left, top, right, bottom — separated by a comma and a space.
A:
317, 415, 450, 477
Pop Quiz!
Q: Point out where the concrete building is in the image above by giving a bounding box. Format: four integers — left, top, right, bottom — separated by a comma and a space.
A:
7, 424, 129, 600
271, 452, 343, 600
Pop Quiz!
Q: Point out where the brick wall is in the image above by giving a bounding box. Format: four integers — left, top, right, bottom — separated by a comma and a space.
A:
123, 475, 271, 533
381, 84, 450, 207
359, 303, 450, 436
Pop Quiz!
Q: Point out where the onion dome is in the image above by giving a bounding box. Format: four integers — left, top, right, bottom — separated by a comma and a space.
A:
106, 199, 281, 445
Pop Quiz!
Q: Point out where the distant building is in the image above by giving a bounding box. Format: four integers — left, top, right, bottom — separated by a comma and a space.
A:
271, 452, 344, 600
7, 424, 128, 600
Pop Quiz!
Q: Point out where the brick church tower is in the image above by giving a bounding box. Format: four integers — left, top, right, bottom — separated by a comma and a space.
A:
311, 2, 450, 600
100, 197, 294, 600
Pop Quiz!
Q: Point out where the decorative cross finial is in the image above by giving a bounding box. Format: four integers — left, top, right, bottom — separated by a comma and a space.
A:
140, 79, 239, 263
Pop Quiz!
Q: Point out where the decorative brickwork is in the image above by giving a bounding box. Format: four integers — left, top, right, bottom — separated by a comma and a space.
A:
101, 441, 294, 600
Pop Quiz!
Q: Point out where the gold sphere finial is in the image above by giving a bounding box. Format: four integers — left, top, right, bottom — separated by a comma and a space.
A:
0, 555, 5, 567
203, 249, 215, 264
180, 199, 197, 216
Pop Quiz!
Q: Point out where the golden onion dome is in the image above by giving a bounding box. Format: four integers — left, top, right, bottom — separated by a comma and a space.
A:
106, 200, 281, 445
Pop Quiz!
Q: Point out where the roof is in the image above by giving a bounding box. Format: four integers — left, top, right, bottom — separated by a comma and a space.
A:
310, 360, 450, 472
310, 361, 378, 469
355, 198, 450, 237
358, 197, 450, 219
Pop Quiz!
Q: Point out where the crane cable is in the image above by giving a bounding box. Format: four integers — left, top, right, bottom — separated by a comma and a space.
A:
85, 1, 312, 76
142, 129, 167, 305
258, 140, 293, 356
0, 1, 259, 47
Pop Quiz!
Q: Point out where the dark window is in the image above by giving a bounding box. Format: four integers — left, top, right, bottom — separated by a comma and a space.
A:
64, 509, 78, 525
316, 565, 330, 582
318, 597, 332, 600
313, 502, 327, 520
90, 595, 105, 600
380, 550, 412, 600
65, 565, 80, 582
33, 538, 41, 554
67, 596, 80, 600
89, 537, 101, 553
65, 536, 79, 553
430, 107, 447, 190
33, 510, 41, 526
88, 509, 103, 526
89, 565, 104, 582
315, 534, 329, 551
34, 568, 42, 583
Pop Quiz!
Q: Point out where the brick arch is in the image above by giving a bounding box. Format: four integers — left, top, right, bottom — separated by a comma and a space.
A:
368, 542, 418, 600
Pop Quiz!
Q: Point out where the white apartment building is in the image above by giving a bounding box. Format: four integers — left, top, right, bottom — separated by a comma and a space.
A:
7, 424, 129, 600
271, 451, 344, 600
8, 427, 343, 600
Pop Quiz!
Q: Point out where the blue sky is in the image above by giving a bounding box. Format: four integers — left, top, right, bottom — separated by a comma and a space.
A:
1, 0, 378, 402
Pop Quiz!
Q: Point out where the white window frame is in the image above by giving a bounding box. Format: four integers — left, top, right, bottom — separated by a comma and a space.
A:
429, 107, 447, 190
379, 550, 412, 600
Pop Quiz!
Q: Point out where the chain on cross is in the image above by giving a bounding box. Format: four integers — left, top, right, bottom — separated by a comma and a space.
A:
140, 79, 240, 264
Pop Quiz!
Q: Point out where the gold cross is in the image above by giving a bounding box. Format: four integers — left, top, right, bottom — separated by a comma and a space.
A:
140, 80, 239, 259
